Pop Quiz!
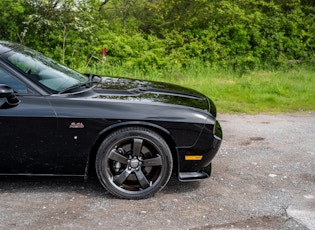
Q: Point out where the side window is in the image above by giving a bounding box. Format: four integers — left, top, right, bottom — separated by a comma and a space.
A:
0, 67, 28, 93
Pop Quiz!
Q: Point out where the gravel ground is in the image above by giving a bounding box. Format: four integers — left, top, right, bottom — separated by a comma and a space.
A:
0, 112, 314, 230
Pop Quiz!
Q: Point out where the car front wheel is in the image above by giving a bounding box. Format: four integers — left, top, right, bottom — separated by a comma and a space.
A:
95, 126, 173, 199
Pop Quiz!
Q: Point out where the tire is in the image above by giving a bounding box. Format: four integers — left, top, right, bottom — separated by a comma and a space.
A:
95, 126, 173, 199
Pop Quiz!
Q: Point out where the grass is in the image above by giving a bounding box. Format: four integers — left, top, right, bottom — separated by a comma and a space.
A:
80, 63, 315, 114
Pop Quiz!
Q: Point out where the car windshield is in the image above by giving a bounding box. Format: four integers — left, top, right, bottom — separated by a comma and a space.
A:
5, 47, 88, 93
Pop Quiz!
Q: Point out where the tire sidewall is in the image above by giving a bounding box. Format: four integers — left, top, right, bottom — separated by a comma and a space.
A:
96, 127, 173, 199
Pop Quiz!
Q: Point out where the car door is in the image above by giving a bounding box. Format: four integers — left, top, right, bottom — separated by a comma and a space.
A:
0, 66, 58, 174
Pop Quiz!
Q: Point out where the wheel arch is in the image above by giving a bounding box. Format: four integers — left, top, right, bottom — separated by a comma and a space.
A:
86, 121, 179, 178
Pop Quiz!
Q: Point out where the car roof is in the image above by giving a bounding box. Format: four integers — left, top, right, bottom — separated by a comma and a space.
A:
0, 41, 22, 55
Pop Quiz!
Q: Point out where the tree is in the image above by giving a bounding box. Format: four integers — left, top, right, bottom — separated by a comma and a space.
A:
0, 1, 25, 42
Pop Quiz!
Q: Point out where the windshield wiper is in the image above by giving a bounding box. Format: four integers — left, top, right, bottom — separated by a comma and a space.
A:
58, 81, 96, 94
58, 74, 101, 94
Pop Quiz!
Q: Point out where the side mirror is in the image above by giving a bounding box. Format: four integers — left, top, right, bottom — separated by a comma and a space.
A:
0, 84, 20, 106
0, 84, 13, 98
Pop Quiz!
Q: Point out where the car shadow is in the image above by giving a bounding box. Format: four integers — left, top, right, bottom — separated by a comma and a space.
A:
0, 174, 201, 198
0, 176, 107, 197
162, 174, 201, 195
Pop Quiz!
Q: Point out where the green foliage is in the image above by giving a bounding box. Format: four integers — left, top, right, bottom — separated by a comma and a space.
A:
0, 0, 314, 72
1, 0, 314, 113
0, 1, 25, 42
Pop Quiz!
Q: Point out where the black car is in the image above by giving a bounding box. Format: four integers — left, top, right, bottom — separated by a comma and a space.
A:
0, 41, 222, 199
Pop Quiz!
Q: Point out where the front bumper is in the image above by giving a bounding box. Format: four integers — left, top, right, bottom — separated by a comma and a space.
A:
178, 120, 222, 181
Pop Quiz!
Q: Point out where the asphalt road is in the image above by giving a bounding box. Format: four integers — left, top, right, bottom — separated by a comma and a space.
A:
0, 113, 314, 230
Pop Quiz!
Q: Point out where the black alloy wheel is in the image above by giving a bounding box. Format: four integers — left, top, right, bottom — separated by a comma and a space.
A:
96, 126, 173, 199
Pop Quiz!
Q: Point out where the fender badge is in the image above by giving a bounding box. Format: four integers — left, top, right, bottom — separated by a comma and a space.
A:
69, 122, 84, 129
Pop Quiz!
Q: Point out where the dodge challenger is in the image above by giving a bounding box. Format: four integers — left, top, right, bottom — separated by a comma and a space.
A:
0, 41, 222, 199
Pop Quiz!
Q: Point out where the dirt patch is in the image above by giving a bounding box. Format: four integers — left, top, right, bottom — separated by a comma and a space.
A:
193, 215, 289, 229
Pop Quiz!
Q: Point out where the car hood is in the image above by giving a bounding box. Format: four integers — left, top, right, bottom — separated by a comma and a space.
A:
92, 76, 210, 112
